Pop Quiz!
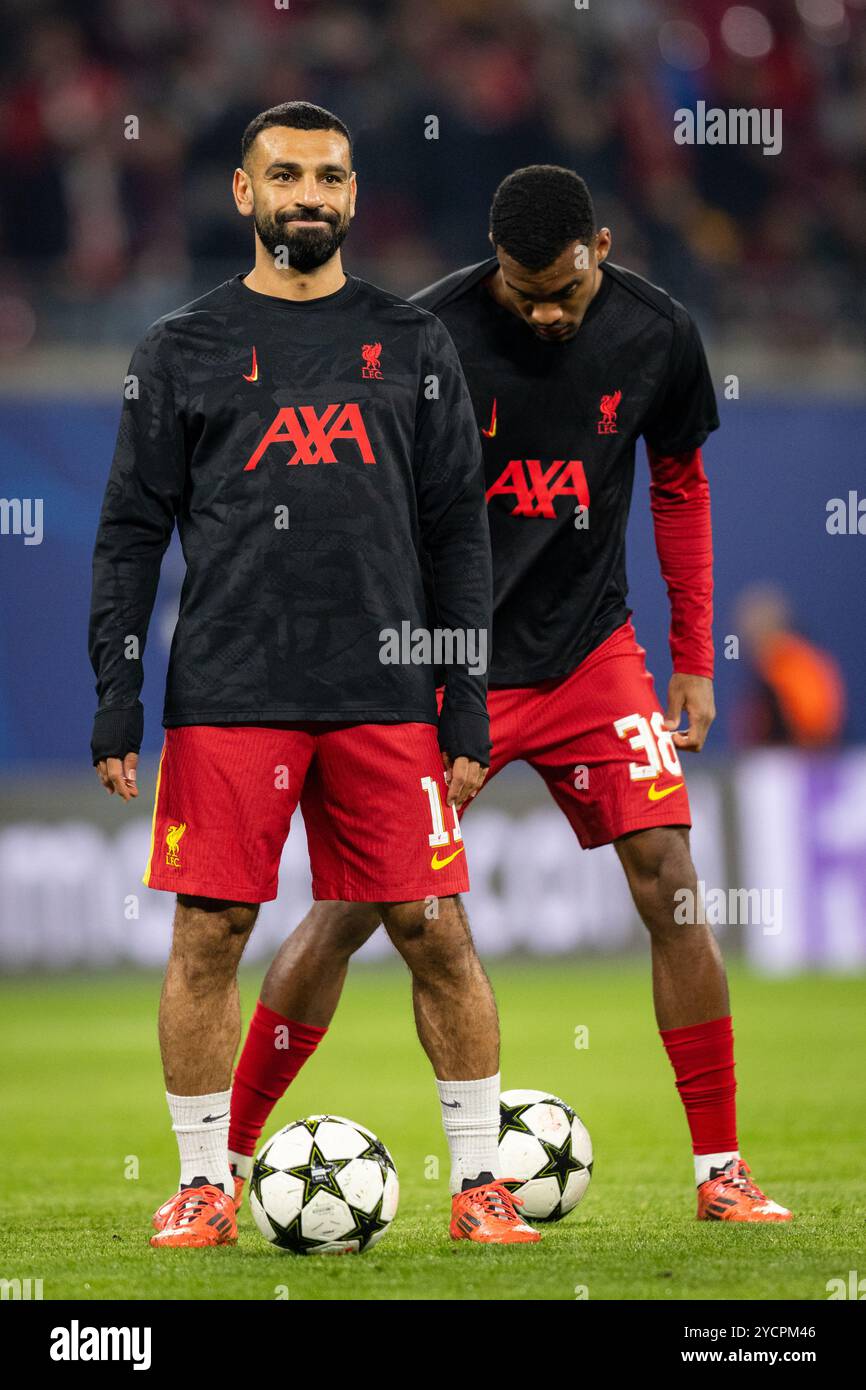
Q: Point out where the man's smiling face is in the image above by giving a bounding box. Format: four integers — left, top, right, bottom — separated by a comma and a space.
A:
238, 125, 356, 272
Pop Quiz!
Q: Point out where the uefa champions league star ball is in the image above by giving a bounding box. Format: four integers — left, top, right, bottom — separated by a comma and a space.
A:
250, 1114, 399, 1254
499, 1088, 593, 1222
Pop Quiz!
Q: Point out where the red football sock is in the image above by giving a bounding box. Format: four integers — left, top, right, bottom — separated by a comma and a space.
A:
659, 1015, 738, 1155
229, 1002, 327, 1157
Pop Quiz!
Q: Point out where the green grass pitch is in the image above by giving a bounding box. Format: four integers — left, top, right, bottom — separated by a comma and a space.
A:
1, 960, 864, 1301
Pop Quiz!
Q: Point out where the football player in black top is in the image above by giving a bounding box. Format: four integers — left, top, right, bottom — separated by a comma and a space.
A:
90, 104, 538, 1248
232, 165, 792, 1226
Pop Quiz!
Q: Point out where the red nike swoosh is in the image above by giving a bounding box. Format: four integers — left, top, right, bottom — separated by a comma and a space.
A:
243, 346, 258, 382
481, 398, 497, 438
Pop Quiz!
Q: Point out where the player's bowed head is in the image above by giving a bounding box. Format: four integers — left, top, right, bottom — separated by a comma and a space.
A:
486, 164, 612, 342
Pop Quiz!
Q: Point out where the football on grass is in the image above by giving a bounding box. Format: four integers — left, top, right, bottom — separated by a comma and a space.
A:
499, 1088, 593, 1222
250, 1114, 399, 1254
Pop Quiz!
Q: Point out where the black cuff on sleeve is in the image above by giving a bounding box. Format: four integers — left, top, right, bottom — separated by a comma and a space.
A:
437, 706, 490, 767
91, 702, 144, 765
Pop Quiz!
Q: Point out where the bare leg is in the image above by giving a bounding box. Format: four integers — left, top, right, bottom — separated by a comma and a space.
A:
159, 894, 259, 1094
381, 895, 499, 1078
259, 901, 380, 1027
615, 826, 730, 1030
250, 896, 498, 1073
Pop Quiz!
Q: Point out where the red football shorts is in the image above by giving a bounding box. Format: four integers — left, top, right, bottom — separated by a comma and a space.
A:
455, 620, 691, 848
143, 721, 468, 904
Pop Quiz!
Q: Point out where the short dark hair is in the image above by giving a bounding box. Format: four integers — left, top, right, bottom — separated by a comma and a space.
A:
241, 101, 353, 168
490, 166, 596, 271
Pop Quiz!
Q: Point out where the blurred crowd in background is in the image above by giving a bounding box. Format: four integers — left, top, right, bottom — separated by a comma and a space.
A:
1, 0, 865, 353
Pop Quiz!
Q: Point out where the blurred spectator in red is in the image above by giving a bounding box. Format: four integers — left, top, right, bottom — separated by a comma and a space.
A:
733, 583, 846, 748
0, 15, 126, 286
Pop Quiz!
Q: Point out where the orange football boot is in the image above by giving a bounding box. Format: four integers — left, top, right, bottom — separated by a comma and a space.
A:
697, 1158, 792, 1222
450, 1179, 540, 1244
231, 1169, 246, 1213
152, 1174, 244, 1232
149, 1184, 237, 1248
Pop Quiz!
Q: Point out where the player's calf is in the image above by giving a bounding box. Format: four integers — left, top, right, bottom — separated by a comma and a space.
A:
381, 896, 534, 1241
616, 825, 698, 937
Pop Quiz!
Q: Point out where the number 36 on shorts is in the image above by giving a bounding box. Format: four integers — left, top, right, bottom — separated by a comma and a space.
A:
613, 710, 683, 781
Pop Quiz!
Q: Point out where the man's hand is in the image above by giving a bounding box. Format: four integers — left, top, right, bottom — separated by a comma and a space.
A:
442, 752, 488, 807
664, 674, 715, 752
95, 751, 139, 801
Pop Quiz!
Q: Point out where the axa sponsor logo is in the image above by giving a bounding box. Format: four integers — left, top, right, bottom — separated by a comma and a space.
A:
486, 458, 589, 518
244, 404, 376, 471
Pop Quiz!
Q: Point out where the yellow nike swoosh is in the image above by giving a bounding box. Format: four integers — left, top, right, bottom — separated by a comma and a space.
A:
430, 846, 465, 870
647, 780, 684, 802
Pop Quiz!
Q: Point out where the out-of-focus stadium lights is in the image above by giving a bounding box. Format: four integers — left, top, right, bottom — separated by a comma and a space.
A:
796, 0, 851, 43
797, 0, 845, 23
720, 5, 775, 59
658, 20, 711, 72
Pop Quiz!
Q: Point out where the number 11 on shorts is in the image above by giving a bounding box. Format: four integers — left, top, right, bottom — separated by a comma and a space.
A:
421, 775, 463, 848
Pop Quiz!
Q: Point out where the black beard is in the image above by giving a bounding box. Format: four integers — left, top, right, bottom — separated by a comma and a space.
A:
254, 211, 349, 273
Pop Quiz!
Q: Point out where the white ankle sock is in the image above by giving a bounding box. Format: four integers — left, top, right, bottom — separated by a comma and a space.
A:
166, 1090, 233, 1191
436, 1072, 501, 1194
695, 1150, 740, 1186
228, 1150, 254, 1180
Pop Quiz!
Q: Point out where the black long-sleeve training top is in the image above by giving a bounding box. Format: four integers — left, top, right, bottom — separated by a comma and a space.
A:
88, 272, 492, 765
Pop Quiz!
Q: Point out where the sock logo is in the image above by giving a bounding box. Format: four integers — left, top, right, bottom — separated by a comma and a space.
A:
201, 1111, 229, 1124
441, 1099, 462, 1109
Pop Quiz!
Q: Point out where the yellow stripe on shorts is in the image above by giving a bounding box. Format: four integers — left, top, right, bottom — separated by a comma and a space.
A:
142, 739, 167, 886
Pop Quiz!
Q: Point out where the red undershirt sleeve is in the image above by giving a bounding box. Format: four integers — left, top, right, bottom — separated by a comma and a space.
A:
646, 444, 714, 680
